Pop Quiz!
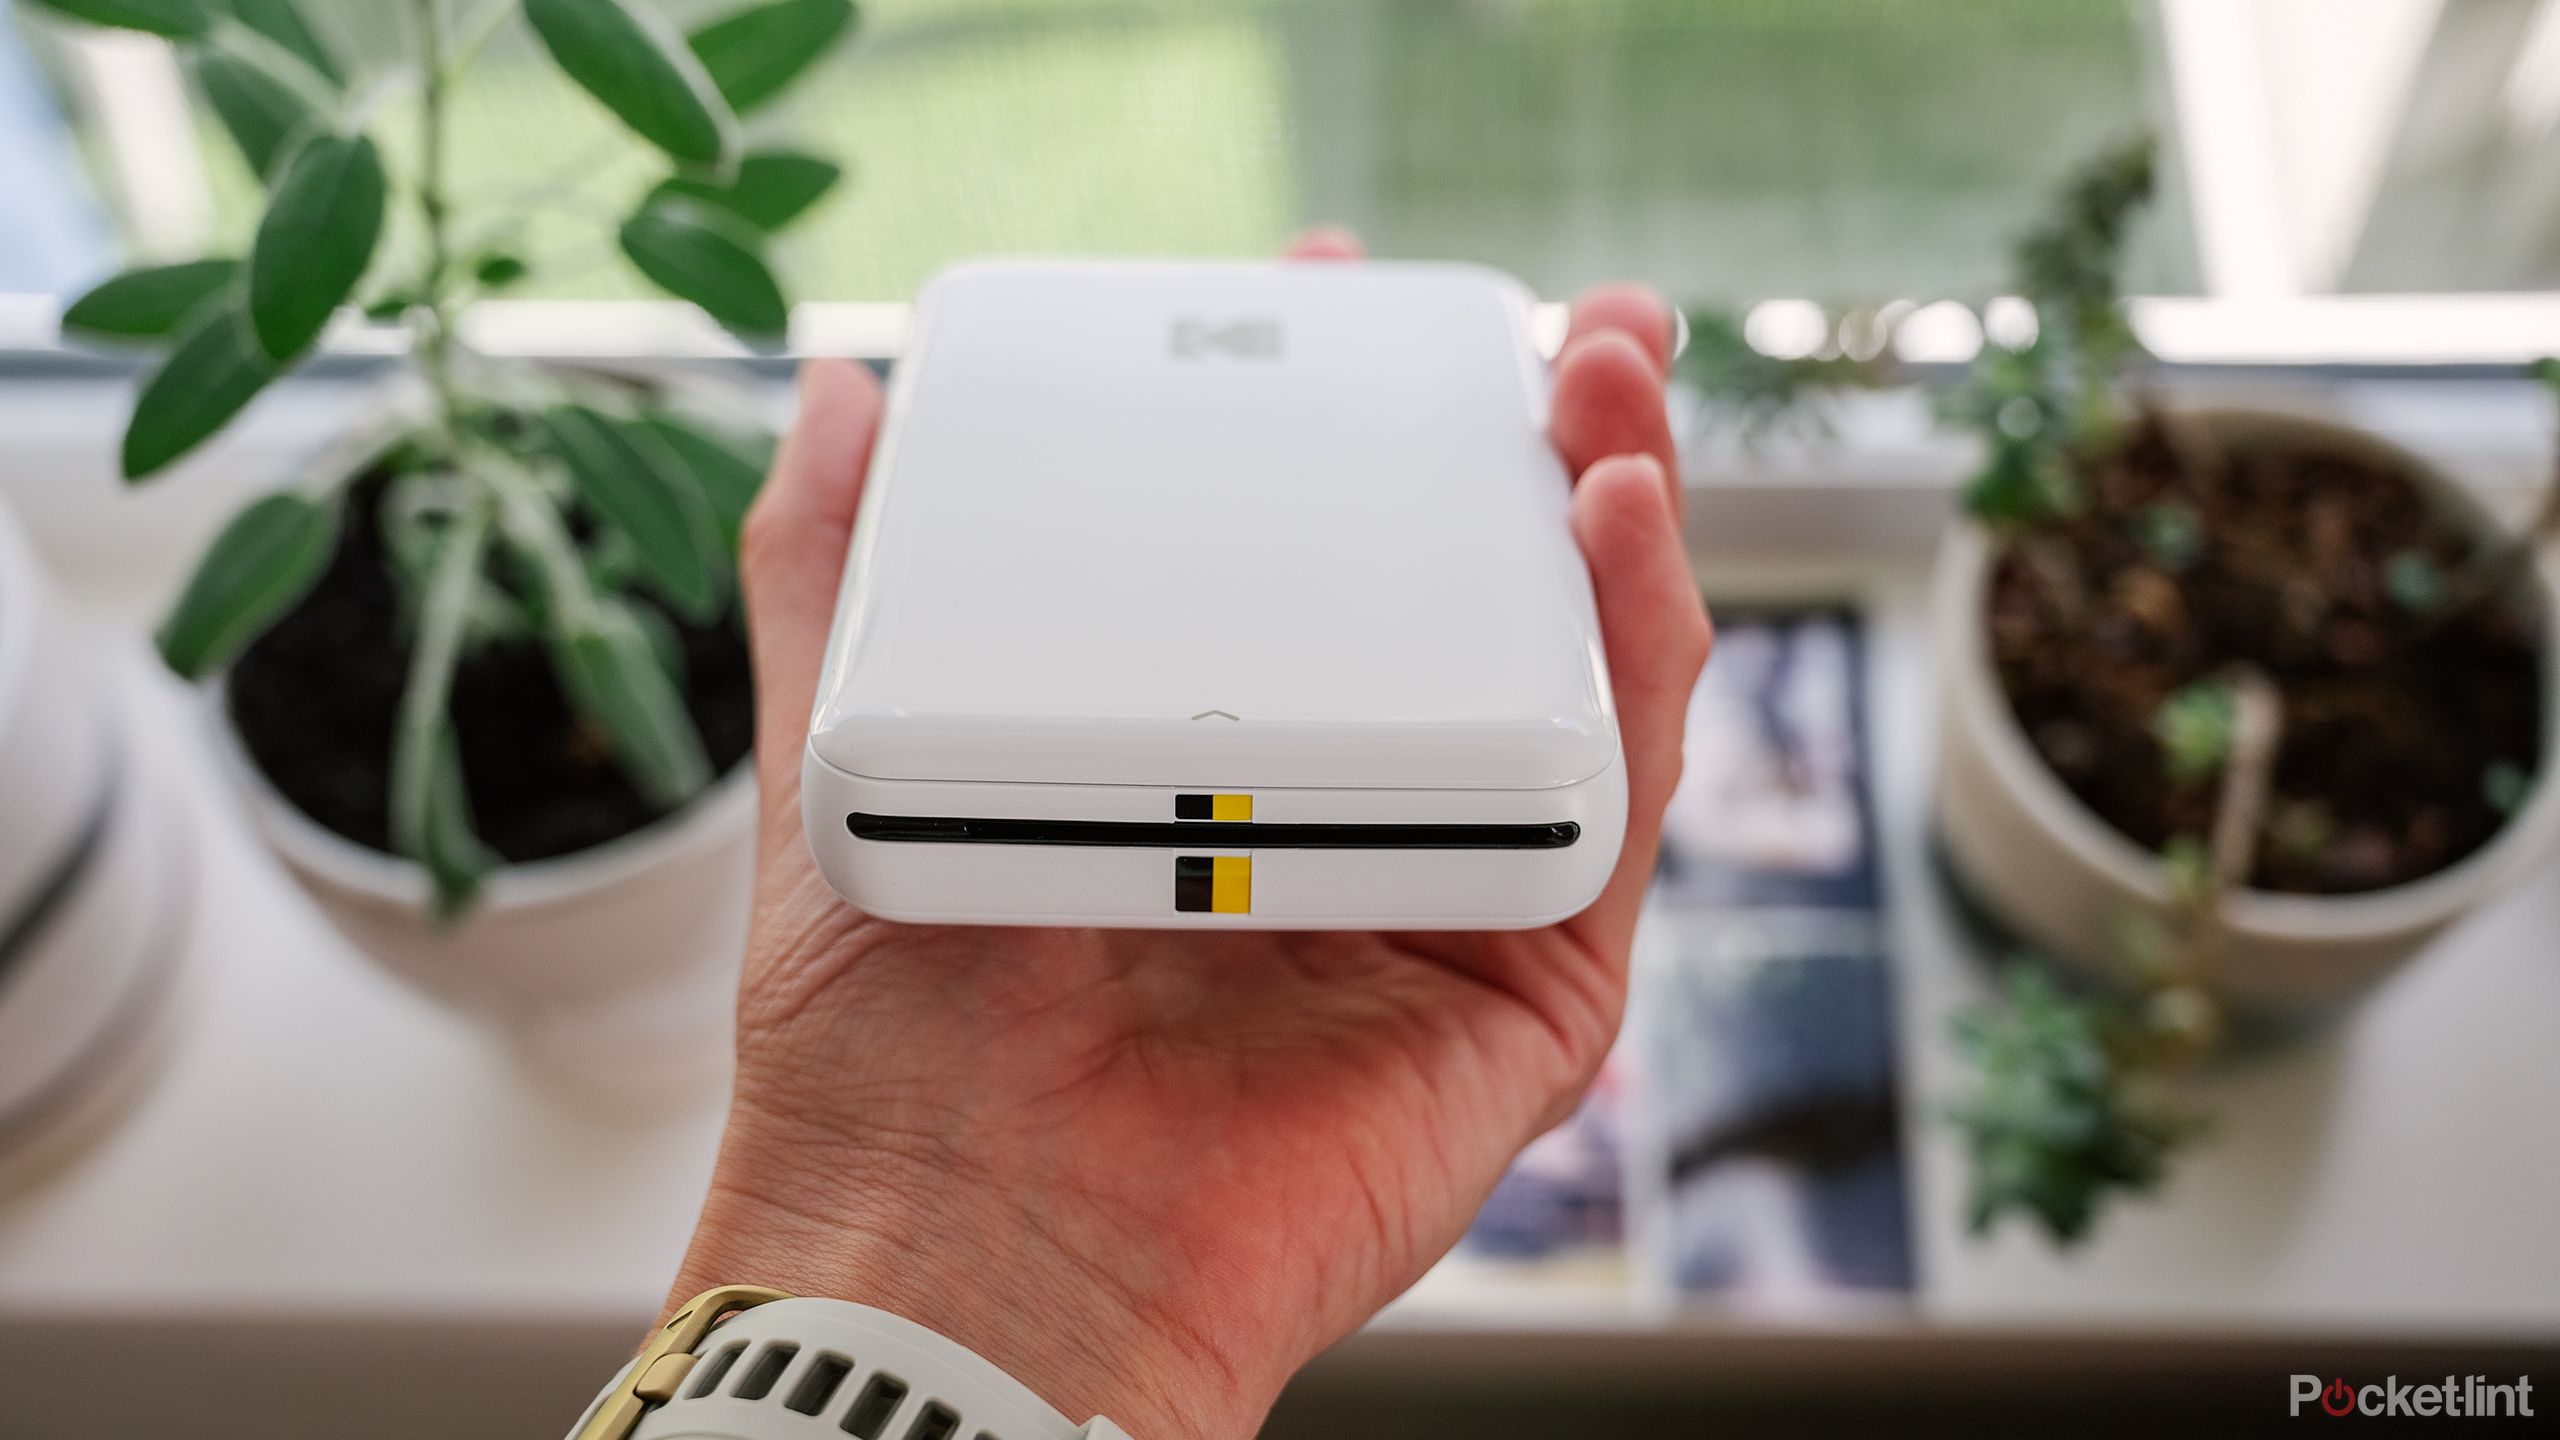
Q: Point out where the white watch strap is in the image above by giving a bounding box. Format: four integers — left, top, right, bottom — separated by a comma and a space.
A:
573, 1297, 1130, 1440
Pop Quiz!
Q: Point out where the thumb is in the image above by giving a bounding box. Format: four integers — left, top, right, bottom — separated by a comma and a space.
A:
740, 358, 884, 823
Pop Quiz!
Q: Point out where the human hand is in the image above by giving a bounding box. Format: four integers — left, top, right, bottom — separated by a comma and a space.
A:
666, 235, 1712, 1439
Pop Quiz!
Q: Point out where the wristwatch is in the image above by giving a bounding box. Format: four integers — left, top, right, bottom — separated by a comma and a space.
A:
570, 1286, 1133, 1440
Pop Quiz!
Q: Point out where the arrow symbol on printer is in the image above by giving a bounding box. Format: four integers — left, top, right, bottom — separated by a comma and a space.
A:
1190, 709, 1240, 721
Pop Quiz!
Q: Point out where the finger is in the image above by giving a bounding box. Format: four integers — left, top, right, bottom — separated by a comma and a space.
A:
1285, 226, 1365, 261
1549, 329, 1681, 527
740, 359, 884, 819
1561, 282, 1677, 374
1564, 453, 1713, 964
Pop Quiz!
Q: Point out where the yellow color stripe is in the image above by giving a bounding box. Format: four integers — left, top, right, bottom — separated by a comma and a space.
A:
1211, 855, 1252, 913
1211, 793, 1253, 822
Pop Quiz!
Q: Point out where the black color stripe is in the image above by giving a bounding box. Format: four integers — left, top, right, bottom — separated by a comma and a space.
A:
848, 814, 1579, 850
1174, 793, 1212, 820
1174, 856, 1214, 912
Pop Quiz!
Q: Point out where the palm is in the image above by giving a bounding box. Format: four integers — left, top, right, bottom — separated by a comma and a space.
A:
738, 853, 1617, 1356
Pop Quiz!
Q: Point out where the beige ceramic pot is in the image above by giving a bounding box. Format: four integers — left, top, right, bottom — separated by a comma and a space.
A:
211, 703, 756, 1095
1933, 408, 2560, 1017
199, 383, 763, 1096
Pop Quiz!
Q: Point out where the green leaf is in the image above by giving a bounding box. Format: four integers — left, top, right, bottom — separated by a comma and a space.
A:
2484, 760, 2533, 818
189, 27, 335, 181
649, 149, 840, 231
618, 199, 788, 337
627, 600, 689, 686
541, 404, 727, 621
473, 252, 529, 289
553, 601, 713, 810
155, 491, 336, 677
248, 131, 386, 362
1962, 439, 2077, 527
640, 413, 767, 547
2158, 835, 2212, 909
209, 0, 343, 86
389, 505, 499, 922
1946, 963, 2198, 1246
377, 472, 455, 596
21, 0, 207, 39
2152, 680, 2236, 785
2267, 798, 2336, 865
61, 260, 239, 341
413, 722, 496, 921
2132, 501, 2203, 573
524, 0, 738, 169
688, 0, 855, 113
2383, 550, 2445, 614
122, 304, 278, 479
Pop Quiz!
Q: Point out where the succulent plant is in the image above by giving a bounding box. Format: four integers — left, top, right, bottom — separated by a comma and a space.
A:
1952, 133, 2153, 528
1946, 964, 2203, 1244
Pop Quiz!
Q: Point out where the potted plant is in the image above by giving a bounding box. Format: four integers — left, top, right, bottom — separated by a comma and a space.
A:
1932, 137, 2560, 1240
32, 0, 861, 1088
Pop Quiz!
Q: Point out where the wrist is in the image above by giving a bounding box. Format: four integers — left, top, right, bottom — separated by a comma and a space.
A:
667, 1093, 1267, 1440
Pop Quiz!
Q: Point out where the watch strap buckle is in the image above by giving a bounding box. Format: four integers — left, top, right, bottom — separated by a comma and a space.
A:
571, 1284, 795, 1440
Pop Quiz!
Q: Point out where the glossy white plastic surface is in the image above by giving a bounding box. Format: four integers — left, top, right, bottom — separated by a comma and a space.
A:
802, 260, 1625, 927
809, 260, 1614, 791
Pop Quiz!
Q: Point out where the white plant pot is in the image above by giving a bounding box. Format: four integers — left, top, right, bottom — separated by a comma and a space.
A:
210, 701, 758, 1095
0, 499, 191, 1189
1932, 408, 2560, 1018
195, 378, 765, 1096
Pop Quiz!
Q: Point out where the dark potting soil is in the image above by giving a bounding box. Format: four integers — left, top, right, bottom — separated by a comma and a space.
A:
228, 470, 755, 864
1988, 411, 2546, 895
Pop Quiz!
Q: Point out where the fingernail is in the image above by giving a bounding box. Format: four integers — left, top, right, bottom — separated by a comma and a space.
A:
1608, 452, 1667, 485
1559, 327, 1658, 370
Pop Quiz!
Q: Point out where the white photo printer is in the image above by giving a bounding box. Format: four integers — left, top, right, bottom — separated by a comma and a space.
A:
802, 260, 1625, 928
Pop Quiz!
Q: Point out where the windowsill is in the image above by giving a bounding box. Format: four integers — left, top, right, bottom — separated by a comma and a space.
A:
2, 355, 2555, 1436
